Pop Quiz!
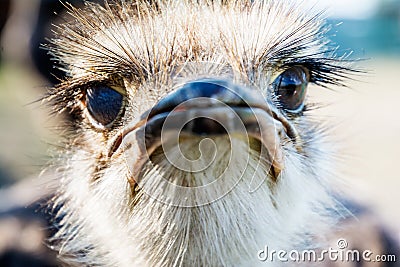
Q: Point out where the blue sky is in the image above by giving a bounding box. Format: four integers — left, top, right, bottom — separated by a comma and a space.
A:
315, 0, 381, 19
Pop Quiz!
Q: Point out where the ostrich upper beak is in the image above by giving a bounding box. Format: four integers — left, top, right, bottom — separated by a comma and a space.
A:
110, 79, 284, 185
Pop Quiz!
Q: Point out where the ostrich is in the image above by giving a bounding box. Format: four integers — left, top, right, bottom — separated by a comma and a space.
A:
41, 0, 396, 266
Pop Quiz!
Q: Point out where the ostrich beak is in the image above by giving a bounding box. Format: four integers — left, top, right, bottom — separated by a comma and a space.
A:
110, 79, 284, 185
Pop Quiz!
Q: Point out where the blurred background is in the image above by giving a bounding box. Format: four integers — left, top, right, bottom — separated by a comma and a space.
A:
0, 0, 399, 266
313, 0, 400, 226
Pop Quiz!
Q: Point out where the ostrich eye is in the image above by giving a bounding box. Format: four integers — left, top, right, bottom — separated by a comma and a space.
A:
86, 85, 124, 127
273, 66, 309, 113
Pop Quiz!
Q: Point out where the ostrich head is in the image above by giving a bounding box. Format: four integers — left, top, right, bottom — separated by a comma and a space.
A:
47, 1, 354, 266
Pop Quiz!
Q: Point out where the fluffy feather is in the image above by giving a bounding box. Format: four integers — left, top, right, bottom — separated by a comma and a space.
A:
46, 1, 355, 266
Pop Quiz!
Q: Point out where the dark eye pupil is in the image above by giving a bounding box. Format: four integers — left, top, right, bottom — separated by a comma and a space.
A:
86, 86, 123, 126
273, 67, 308, 112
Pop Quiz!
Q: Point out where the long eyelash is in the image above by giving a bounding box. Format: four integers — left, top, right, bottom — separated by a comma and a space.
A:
44, 79, 94, 118
262, 12, 363, 88
45, 75, 127, 117
282, 54, 363, 88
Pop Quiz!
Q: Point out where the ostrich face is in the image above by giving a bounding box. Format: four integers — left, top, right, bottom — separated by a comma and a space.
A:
49, 1, 353, 266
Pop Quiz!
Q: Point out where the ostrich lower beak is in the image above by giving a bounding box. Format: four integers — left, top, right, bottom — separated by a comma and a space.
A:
110, 79, 285, 186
